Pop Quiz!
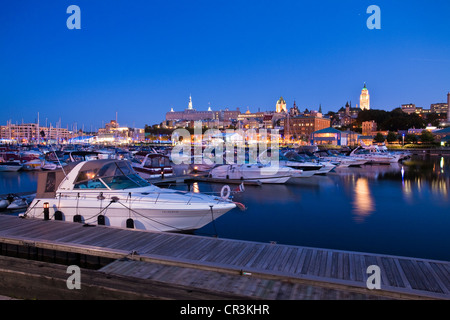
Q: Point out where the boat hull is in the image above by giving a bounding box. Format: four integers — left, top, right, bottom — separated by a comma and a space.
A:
210, 164, 295, 184
25, 196, 234, 232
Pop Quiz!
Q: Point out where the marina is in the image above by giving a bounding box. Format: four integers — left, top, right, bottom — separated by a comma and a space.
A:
0, 146, 449, 302
2, 1, 450, 306
0, 144, 449, 300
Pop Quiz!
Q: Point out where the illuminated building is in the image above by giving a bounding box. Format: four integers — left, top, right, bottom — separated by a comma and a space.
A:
362, 121, 377, 136
286, 114, 330, 142
165, 95, 215, 122
360, 83, 370, 110
401, 104, 416, 114
311, 127, 358, 146
276, 96, 287, 113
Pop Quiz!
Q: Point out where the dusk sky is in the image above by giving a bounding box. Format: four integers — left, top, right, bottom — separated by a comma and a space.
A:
1, 0, 450, 130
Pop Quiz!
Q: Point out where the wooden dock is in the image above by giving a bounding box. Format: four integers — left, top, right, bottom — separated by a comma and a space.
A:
0, 214, 448, 300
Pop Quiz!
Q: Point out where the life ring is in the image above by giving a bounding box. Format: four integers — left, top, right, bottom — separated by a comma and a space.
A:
220, 185, 231, 199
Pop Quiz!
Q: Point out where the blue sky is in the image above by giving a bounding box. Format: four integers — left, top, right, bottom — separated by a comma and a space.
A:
1, 0, 449, 130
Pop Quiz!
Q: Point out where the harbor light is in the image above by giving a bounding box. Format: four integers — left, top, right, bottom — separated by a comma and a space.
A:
43, 202, 50, 221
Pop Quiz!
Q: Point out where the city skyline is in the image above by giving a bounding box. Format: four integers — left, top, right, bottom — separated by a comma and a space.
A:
1, 1, 450, 129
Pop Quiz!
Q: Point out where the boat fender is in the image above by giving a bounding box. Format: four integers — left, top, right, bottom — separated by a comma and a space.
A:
126, 218, 134, 229
54, 211, 63, 221
97, 215, 105, 225
220, 185, 231, 199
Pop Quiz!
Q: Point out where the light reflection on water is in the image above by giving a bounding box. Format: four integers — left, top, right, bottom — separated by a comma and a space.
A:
352, 178, 374, 223
195, 155, 450, 261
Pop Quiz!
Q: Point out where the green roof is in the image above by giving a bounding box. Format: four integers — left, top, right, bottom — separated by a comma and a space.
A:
312, 127, 342, 134
434, 127, 450, 134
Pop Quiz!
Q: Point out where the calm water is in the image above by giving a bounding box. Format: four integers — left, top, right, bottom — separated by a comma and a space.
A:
194, 155, 450, 262
1, 155, 449, 261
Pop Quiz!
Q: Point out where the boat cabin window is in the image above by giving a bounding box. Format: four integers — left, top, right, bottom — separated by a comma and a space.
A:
73, 161, 151, 190
144, 156, 170, 168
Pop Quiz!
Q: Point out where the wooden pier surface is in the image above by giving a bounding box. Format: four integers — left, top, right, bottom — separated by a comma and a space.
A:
0, 214, 448, 300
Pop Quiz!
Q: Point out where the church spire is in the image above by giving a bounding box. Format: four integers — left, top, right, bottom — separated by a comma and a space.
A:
188, 94, 193, 110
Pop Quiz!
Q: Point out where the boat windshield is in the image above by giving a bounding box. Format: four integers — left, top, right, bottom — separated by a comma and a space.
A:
74, 161, 151, 190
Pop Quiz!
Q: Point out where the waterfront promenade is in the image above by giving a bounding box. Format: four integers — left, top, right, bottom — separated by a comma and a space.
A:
0, 215, 448, 300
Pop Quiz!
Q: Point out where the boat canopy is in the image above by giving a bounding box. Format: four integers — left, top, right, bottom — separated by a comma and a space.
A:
35, 162, 78, 199
72, 159, 151, 190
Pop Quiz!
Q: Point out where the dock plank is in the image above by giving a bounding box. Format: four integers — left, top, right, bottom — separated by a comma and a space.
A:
0, 215, 448, 300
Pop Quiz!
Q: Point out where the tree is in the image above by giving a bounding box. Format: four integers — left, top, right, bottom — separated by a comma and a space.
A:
374, 132, 385, 143
405, 134, 418, 144
420, 130, 435, 143
386, 131, 397, 143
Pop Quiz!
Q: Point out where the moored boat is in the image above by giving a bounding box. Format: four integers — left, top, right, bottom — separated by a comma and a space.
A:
131, 152, 174, 179
0, 161, 23, 172
209, 163, 298, 184
22, 159, 235, 232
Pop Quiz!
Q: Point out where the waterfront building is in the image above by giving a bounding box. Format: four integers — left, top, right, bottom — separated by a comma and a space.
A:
165, 95, 215, 122
0, 122, 72, 143
311, 127, 343, 146
362, 120, 377, 136
165, 96, 241, 129
289, 101, 300, 117
285, 114, 331, 142
336, 102, 359, 127
360, 83, 370, 110
311, 127, 359, 146
237, 110, 265, 129
97, 120, 145, 143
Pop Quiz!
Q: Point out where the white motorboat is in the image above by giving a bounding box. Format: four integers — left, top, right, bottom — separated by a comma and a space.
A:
349, 145, 400, 164
189, 155, 217, 173
0, 193, 35, 211
0, 199, 9, 209
277, 156, 316, 178
0, 161, 23, 172
22, 159, 235, 232
22, 159, 44, 171
313, 150, 368, 167
7, 198, 29, 210
42, 161, 66, 171
209, 163, 298, 183
131, 152, 174, 179
282, 151, 330, 175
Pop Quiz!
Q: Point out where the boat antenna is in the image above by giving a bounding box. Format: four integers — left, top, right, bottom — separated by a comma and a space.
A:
40, 130, 69, 180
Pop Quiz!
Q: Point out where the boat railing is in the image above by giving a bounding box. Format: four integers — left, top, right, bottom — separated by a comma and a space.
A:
55, 189, 230, 205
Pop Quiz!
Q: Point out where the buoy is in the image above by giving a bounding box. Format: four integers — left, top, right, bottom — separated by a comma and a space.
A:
54, 211, 63, 221
220, 185, 231, 199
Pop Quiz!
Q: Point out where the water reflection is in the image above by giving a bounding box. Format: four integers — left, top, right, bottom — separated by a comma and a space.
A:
352, 178, 375, 222
191, 182, 200, 193
400, 156, 450, 203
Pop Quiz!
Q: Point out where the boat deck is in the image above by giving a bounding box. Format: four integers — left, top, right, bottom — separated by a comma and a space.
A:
0, 214, 448, 300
